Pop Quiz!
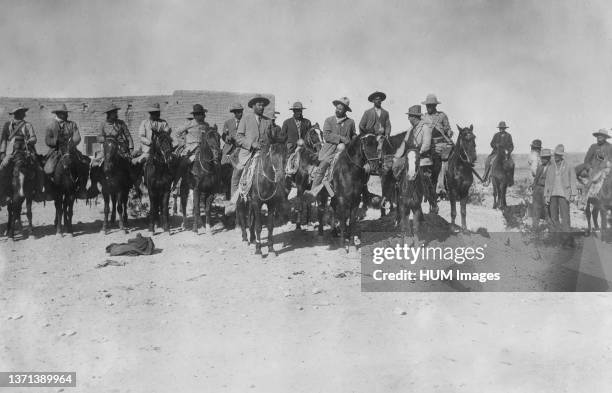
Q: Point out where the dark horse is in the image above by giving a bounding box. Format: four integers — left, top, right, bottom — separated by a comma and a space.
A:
2, 150, 38, 238
96, 139, 133, 234
48, 142, 81, 236
380, 131, 407, 218
237, 142, 287, 255
491, 146, 514, 210
317, 133, 379, 251
397, 147, 424, 241
144, 129, 178, 233
291, 124, 323, 231
446, 125, 478, 230
180, 127, 221, 233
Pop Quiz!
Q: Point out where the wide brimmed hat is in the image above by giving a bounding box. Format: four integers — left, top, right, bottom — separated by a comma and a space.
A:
9, 104, 28, 115
554, 144, 565, 155
368, 91, 386, 102
190, 104, 208, 114
332, 97, 352, 112
248, 95, 270, 108
266, 111, 280, 119
497, 121, 509, 129
229, 102, 244, 112
421, 94, 441, 105
530, 139, 542, 149
146, 103, 162, 112
593, 129, 611, 139
405, 105, 422, 117
102, 103, 121, 113
540, 148, 552, 157
51, 103, 70, 114
289, 101, 306, 110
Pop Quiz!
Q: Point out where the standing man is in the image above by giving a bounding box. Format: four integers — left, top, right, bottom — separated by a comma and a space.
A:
359, 91, 391, 153
225, 95, 274, 214
483, 121, 514, 185
421, 94, 453, 198
283, 101, 312, 155
528, 139, 542, 178
97, 103, 134, 158
531, 148, 551, 229
45, 104, 89, 198
136, 103, 172, 163
0, 104, 44, 198
306, 97, 356, 197
544, 144, 577, 246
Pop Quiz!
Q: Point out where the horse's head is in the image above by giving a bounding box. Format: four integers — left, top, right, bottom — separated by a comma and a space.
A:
358, 133, 379, 162
304, 123, 323, 152
404, 148, 420, 181
456, 124, 477, 165
200, 126, 221, 163
150, 129, 175, 163
268, 142, 287, 182
103, 138, 119, 173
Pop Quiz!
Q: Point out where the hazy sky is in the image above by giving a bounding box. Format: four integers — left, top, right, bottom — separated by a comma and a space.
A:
0, 0, 611, 153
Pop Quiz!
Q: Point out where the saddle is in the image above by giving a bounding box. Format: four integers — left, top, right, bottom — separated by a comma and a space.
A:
286, 148, 301, 175
585, 162, 612, 199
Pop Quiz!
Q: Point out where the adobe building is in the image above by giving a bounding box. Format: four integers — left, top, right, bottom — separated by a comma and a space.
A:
0, 90, 274, 155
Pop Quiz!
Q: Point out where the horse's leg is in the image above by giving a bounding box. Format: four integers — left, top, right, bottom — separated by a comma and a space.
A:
267, 202, 276, 255
162, 191, 170, 233
449, 192, 457, 227
492, 179, 498, 209
102, 193, 110, 234
110, 193, 117, 224
253, 202, 263, 255
148, 190, 156, 232
317, 195, 326, 236
585, 200, 592, 234
26, 197, 33, 233
295, 184, 303, 231
205, 193, 213, 234
192, 187, 200, 233
54, 195, 63, 235
173, 194, 178, 216
66, 194, 75, 236
600, 207, 607, 241
592, 201, 600, 231
122, 191, 129, 229
412, 207, 421, 242
180, 185, 188, 230
6, 202, 14, 239
349, 205, 361, 250
116, 192, 125, 232
338, 202, 347, 251
460, 196, 468, 231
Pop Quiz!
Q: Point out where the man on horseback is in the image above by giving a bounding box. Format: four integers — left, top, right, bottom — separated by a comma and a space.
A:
97, 103, 134, 158
583, 129, 612, 171
483, 121, 514, 186
359, 91, 391, 155
44, 103, 90, 199
0, 105, 44, 199
173, 104, 212, 190
221, 102, 244, 169
283, 101, 312, 155
421, 94, 453, 199
135, 102, 172, 164
306, 97, 356, 197
392, 105, 437, 212
224, 95, 274, 214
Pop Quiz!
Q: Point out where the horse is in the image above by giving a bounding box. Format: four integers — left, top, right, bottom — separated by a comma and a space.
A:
48, 142, 81, 236
380, 131, 407, 218
237, 142, 287, 255
96, 138, 133, 234
491, 146, 514, 210
2, 150, 38, 238
317, 133, 379, 251
446, 125, 477, 230
577, 160, 612, 239
180, 127, 221, 233
144, 129, 178, 233
397, 148, 424, 240
291, 124, 323, 231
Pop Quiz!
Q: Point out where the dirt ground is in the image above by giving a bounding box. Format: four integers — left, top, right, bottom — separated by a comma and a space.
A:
2, 177, 612, 393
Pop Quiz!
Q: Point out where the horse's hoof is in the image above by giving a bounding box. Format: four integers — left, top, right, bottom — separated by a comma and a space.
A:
255, 248, 262, 255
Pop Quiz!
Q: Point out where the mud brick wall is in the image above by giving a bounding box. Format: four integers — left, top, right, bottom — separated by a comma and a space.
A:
0, 90, 275, 155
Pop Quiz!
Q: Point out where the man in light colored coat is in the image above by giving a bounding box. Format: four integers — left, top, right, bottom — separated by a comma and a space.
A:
544, 144, 577, 246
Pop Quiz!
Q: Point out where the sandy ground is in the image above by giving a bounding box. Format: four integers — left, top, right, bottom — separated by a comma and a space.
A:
2, 177, 612, 393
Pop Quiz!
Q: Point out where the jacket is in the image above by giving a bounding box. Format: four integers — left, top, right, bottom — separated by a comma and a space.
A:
221, 117, 241, 156
544, 158, 577, 201
1, 120, 37, 154
235, 113, 273, 168
359, 107, 391, 137
490, 131, 514, 154
318, 116, 356, 162
412, 121, 433, 166
98, 119, 133, 153
282, 117, 312, 153
138, 118, 171, 147
46, 119, 81, 151
175, 120, 210, 154
584, 141, 612, 169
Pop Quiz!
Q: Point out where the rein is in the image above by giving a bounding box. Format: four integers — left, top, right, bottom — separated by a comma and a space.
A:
344, 134, 378, 169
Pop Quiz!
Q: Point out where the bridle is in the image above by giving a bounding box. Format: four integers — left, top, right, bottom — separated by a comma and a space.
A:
453, 131, 475, 166
345, 134, 378, 169
255, 146, 283, 202
197, 130, 220, 174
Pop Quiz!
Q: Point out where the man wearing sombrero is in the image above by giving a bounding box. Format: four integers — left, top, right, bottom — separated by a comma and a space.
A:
482, 120, 514, 185
136, 102, 172, 164
172, 104, 212, 190
583, 128, 612, 171
225, 95, 274, 214
306, 97, 356, 197
45, 103, 89, 198
359, 91, 391, 153
531, 147, 551, 229
0, 104, 44, 198
97, 103, 134, 159
283, 101, 312, 155
544, 144, 577, 247
421, 94, 453, 197
221, 103, 244, 198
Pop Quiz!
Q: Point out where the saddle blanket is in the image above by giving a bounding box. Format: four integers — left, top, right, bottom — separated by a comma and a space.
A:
237, 152, 260, 201
286, 148, 301, 175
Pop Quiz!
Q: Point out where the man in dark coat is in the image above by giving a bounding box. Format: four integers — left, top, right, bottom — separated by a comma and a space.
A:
359, 91, 391, 154
531, 148, 551, 228
283, 101, 312, 154
221, 102, 244, 166
583, 129, 612, 170
483, 121, 514, 184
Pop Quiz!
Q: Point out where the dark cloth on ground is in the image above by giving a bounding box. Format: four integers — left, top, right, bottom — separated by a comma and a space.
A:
105, 234, 155, 256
